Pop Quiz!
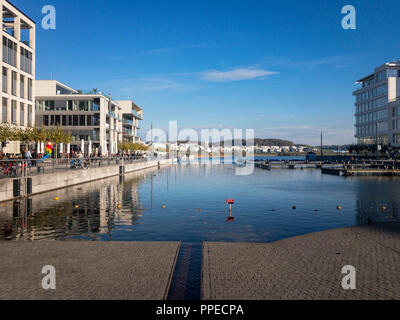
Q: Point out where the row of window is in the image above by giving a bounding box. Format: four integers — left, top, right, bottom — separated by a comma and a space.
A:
356, 122, 389, 135
356, 96, 388, 113
355, 84, 388, 103
356, 109, 388, 124
36, 99, 101, 112
42, 114, 101, 127
1, 97, 33, 126
393, 134, 400, 144
2, 66, 33, 100
69, 130, 101, 142
2, 36, 33, 73
392, 120, 400, 130
361, 70, 400, 88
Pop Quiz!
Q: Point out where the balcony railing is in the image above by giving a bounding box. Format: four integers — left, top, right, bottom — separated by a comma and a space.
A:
123, 118, 133, 125
132, 110, 143, 119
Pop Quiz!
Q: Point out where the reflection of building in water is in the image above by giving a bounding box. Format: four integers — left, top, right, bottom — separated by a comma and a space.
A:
98, 176, 143, 234
355, 179, 400, 225
0, 168, 154, 241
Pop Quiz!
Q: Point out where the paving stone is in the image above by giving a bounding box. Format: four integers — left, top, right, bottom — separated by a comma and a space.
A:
0, 241, 180, 300
202, 223, 400, 300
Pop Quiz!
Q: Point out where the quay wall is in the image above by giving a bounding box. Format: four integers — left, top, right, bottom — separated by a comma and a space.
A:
0, 159, 174, 203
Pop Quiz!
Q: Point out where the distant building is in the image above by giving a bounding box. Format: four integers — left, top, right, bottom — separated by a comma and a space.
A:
116, 100, 142, 143
0, 0, 35, 154
353, 61, 400, 146
35, 80, 143, 155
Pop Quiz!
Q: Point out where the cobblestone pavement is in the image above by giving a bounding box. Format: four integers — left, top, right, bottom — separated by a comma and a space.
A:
202, 223, 400, 300
0, 241, 180, 300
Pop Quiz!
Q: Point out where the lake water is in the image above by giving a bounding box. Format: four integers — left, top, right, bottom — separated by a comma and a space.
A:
1, 162, 400, 242
2, 162, 400, 299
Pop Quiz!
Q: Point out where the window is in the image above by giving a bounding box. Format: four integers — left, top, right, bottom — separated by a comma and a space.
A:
93, 98, 100, 111
43, 115, 49, 126
20, 48, 32, 74
3, 37, 17, 67
376, 84, 388, 96
79, 100, 89, 111
67, 100, 78, 111
68, 115, 73, 126
50, 115, 55, 126
2, 67, 7, 93
20, 75, 25, 99
377, 97, 387, 108
44, 100, 55, 111
87, 115, 92, 126
55, 115, 61, 126
11, 100, 17, 124
20, 103, 24, 126
28, 79, 33, 101
2, 98, 7, 123
11, 71, 17, 96
73, 115, 78, 126
36, 100, 44, 111
387, 69, 399, 78
62, 115, 66, 126
28, 105, 33, 127
79, 115, 86, 126
91, 114, 101, 126
2, 38, 6, 64
377, 70, 387, 82
55, 100, 66, 111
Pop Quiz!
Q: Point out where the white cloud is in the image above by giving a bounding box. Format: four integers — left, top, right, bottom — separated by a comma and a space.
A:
201, 68, 278, 82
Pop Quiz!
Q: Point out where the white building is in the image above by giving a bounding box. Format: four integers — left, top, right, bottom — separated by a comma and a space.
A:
35, 80, 143, 155
353, 61, 400, 146
0, 0, 35, 154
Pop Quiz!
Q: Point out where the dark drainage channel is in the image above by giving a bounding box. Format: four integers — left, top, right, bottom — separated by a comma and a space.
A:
168, 242, 202, 300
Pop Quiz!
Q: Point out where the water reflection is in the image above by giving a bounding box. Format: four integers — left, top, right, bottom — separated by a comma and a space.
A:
1, 164, 400, 242
0, 167, 154, 241
355, 177, 400, 225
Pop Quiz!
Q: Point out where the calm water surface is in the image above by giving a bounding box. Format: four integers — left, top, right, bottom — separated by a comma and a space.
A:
1, 162, 399, 242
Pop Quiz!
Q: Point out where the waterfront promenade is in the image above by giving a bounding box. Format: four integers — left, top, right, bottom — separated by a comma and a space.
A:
203, 222, 400, 300
1, 222, 400, 300
0, 242, 180, 300
0, 158, 174, 203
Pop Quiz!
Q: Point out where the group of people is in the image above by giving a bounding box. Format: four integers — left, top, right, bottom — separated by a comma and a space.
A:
0, 149, 40, 177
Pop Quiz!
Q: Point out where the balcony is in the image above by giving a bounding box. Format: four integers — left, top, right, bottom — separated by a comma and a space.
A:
123, 118, 133, 126
132, 109, 143, 119
123, 128, 133, 136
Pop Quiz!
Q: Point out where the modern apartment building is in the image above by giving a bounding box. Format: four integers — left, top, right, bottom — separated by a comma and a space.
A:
353, 61, 400, 146
0, 0, 35, 154
116, 100, 143, 143
35, 80, 143, 155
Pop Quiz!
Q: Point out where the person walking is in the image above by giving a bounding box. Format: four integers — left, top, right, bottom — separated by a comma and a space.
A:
25, 148, 32, 167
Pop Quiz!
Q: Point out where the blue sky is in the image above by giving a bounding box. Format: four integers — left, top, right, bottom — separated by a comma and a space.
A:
14, 0, 400, 144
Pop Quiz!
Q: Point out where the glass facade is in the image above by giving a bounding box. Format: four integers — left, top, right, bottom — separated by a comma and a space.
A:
2, 37, 17, 67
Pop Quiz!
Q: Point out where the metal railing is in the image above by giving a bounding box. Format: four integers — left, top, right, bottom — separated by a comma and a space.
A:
0, 154, 168, 180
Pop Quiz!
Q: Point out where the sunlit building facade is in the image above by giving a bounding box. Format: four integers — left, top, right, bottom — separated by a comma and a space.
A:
35, 80, 143, 155
0, 0, 35, 154
353, 61, 400, 146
